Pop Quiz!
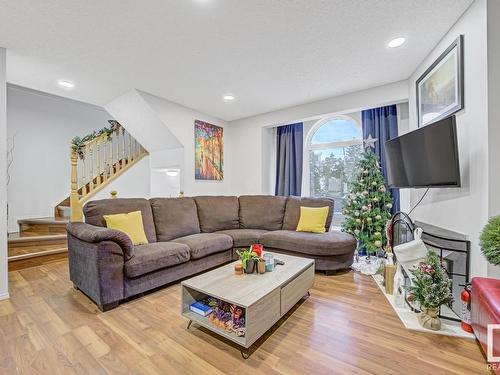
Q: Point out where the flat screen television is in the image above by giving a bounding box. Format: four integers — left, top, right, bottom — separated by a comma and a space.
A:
384, 115, 460, 188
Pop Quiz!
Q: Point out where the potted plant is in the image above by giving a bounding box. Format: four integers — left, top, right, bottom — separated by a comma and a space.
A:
407, 251, 453, 331
480, 216, 500, 266
236, 248, 258, 274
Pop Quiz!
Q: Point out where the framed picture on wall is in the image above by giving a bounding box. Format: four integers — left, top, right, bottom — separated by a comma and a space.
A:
194, 120, 224, 180
416, 35, 464, 127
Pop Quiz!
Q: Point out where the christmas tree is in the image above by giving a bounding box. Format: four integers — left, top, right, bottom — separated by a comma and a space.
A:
342, 150, 393, 255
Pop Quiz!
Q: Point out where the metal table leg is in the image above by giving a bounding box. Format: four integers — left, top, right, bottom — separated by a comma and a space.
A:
241, 347, 250, 359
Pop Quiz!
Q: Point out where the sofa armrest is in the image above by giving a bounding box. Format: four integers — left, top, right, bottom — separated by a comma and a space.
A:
67, 233, 126, 310
67, 222, 134, 260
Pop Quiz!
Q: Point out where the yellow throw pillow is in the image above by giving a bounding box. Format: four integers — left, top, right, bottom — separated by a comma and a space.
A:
296, 206, 329, 233
103, 210, 148, 245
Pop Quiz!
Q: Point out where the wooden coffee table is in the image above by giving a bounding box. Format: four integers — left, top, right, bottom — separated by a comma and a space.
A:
181, 252, 314, 358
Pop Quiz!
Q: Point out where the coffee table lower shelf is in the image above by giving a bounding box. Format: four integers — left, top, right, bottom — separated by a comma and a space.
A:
183, 310, 246, 347
181, 257, 315, 359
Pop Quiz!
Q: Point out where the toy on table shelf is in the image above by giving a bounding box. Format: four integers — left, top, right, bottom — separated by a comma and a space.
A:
205, 297, 247, 337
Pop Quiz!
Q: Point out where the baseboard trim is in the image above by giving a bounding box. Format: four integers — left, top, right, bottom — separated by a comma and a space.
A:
0, 292, 10, 301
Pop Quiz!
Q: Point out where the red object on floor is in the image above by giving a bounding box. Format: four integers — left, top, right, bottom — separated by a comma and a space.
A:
461, 285, 473, 333
471, 277, 500, 372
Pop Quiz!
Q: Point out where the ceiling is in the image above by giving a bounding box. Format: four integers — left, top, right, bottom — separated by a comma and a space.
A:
0, 0, 473, 121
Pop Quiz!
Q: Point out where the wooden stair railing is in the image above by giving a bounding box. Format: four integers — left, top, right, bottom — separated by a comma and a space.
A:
70, 124, 148, 221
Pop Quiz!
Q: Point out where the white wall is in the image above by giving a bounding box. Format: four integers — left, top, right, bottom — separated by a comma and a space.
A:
228, 80, 409, 195
105, 90, 183, 152
486, 0, 500, 278
407, 0, 489, 277
0, 48, 8, 300
90, 156, 151, 201
138, 91, 230, 196
6, 85, 112, 232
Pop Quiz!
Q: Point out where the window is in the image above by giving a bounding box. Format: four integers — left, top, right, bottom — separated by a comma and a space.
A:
307, 117, 363, 227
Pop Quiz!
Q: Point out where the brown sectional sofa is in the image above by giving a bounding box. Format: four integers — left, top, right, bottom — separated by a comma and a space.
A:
67, 195, 356, 311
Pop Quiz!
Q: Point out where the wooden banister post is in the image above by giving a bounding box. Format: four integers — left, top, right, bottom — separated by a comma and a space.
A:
96, 138, 101, 185
127, 132, 132, 163
70, 149, 83, 222
115, 126, 121, 172
103, 134, 108, 182
89, 142, 94, 193
121, 127, 126, 168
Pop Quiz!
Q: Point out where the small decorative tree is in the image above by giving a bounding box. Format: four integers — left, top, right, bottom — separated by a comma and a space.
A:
342, 150, 393, 255
407, 251, 453, 330
480, 216, 500, 265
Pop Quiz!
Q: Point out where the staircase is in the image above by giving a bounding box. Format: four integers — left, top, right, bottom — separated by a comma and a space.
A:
70, 121, 147, 221
8, 121, 147, 270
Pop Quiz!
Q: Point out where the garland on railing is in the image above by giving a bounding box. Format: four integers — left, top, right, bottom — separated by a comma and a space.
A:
71, 120, 121, 159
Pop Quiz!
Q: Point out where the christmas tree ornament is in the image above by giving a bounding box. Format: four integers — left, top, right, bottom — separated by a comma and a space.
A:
375, 214, 382, 220
364, 134, 377, 149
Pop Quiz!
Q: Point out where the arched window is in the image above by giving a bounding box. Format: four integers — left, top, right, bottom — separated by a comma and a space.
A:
306, 116, 363, 227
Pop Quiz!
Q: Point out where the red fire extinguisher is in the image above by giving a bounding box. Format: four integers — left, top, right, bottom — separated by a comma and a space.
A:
461, 283, 473, 333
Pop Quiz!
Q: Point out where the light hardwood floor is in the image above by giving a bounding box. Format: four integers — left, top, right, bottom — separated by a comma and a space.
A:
0, 260, 489, 374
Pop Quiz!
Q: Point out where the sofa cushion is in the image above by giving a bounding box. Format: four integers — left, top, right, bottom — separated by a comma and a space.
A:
194, 196, 239, 232
103, 211, 149, 245
150, 197, 200, 241
84, 198, 157, 243
172, 233, 233, 259
282, 196, 334, 232
238, 195, 287, 230
216, 229, 269, 247
124, 242, 190, 278
259, 230, 356, 257
296, 206, 329, 234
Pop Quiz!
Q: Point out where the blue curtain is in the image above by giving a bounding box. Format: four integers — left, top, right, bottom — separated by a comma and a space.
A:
362, 105, 400, 213
275, 123, 303, 196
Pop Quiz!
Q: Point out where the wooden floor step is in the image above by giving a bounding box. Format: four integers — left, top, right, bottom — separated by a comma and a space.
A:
8, 232, 68, 271
8, 233, 67, 247
8, 252, 68, 272
18, 217, 69, 236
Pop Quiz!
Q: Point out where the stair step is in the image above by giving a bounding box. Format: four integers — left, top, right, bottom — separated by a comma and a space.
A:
8, 251, 68, 272
18, 217, 69, 236
56, 205, 71, 219
8, 232, 67, 242
8, 232, 68, 271
8, 233, 67, 249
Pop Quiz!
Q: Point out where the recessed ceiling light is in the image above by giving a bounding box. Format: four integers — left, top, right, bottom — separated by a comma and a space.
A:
222, 94, 235, 102
57, 80, 75, 89
388, 37, 406, 48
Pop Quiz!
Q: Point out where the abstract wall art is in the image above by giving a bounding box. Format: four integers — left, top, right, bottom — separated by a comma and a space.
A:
195, 120, 223, 180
